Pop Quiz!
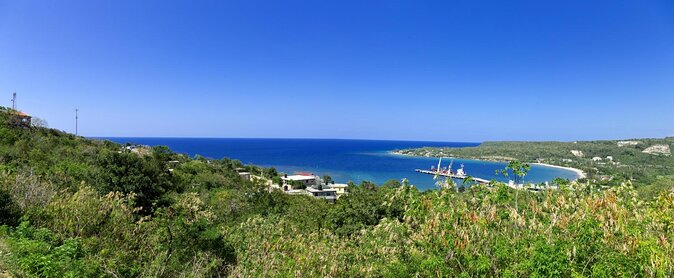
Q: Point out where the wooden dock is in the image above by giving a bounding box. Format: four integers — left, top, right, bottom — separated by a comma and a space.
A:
415, 169, 491, 184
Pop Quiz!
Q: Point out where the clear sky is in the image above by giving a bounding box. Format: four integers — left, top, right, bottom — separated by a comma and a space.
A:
1, 0, 673, 142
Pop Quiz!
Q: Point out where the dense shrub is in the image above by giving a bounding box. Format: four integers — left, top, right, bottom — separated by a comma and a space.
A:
0, 108, 672, 277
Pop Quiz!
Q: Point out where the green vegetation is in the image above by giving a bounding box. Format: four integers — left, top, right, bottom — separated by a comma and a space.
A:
499, 160, 531, 212
397, 139, 674, 197
1, 107, 673, 276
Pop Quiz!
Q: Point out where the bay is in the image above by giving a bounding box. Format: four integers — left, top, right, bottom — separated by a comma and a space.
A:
101, 138, 579, 190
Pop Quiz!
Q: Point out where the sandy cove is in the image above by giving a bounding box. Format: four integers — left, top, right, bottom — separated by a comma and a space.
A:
531, 163, 586, 180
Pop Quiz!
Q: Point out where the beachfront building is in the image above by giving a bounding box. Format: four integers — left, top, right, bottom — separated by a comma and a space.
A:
281, 173, 318, 191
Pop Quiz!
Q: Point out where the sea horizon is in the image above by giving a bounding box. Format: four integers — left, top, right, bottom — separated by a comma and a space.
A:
94, 136, 481, 144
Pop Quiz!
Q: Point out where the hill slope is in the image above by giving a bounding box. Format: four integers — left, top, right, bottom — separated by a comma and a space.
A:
396, 138, 674, 196
0, 108, 673, 277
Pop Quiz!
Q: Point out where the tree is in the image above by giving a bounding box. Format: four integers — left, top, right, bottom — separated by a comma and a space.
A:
0, 188, 20, 226
322, 175, 333, 185
552, 177, 570, 187
459, 176, 474, 193
382, 179, 402, 188
436, 177, 455, 189
361, 181, 377, 190
96, 151, 174, 212
31, 117, 48, 128
263, 167, 278, 178
499, 160, 530, 211
291, 180, 306, 190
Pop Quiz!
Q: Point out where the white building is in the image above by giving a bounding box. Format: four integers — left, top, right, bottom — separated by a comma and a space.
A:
328, 183, 349, 198
281, 174, 318, 191
305, 187, 338, 202
591, 157, 603, 162
238, 172, 251, 181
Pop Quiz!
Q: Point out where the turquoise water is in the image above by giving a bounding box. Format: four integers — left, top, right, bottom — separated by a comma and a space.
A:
102, 138, 579, 191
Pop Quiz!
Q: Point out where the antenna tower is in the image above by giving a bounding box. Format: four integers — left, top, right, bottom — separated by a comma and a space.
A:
75, 109, 79, 136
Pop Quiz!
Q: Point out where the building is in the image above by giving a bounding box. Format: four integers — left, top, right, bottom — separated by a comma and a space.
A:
305, 187, 337, 202
9, 110, 31, 127
238, 172, 251, 181
281, 173, 318, 191
328, 183, 349, 198
591, 157, 602, 162
274, 172, 348, 201
285, 189, 307, 196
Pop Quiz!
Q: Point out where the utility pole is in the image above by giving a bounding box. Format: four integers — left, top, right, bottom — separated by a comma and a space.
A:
11, 92, 16, 110
75, 108, 79, 136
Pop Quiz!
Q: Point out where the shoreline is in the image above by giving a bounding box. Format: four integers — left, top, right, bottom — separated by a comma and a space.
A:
531, 163, 586, 180
389, 150, 586, 181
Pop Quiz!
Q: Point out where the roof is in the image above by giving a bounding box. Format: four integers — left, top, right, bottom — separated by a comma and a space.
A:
329, 183, 349, 188
306, 187, 337, 193
282, 175, 317, 181
10, 111, 30, 117
285, 189, 309, 195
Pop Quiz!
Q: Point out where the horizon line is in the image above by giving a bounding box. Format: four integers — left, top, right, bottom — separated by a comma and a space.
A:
89, 136, 481, 144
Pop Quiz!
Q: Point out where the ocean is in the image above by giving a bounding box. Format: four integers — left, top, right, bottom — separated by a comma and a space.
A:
101, 138, 579, 191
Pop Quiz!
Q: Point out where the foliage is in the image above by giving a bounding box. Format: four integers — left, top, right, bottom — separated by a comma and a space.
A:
0, 108, 673, 277
322, 175, 333, 185
397, 138, 674, 195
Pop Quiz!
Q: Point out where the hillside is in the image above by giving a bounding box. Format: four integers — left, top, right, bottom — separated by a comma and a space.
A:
395, 139, 674, 197
1, 108, 673, 277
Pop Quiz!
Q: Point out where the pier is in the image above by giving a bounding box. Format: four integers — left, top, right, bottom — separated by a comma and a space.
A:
416, 158, 560, 192
415, 158, 491, 184
414, 169, 491, 184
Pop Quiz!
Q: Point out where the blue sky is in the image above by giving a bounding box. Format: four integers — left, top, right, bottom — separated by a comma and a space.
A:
1, 0, 673, 141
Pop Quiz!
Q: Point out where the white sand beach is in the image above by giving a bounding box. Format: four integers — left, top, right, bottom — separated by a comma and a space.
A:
532, 163, 586, 180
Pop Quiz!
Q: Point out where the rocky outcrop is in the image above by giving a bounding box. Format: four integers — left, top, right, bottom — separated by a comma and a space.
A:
617, 141, 640, 147
571, 150, 584, 158
642, 145, 671, 156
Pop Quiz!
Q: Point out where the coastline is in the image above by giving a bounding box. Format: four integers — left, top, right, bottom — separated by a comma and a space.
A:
390, 150, 586, 181
531, 163, 586, 180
